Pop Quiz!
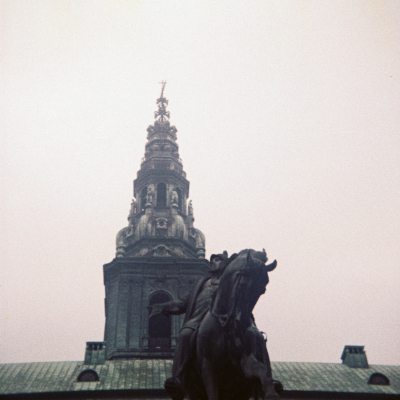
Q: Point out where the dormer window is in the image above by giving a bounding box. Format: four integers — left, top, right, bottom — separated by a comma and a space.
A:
368, 373, 390, 385
77, 369, 99, 382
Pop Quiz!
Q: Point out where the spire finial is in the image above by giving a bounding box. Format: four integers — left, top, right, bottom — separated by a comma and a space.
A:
155, 80, 170, 122
159, 80, 166, 98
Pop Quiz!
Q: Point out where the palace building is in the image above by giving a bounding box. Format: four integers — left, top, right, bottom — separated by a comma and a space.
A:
0, 87, 399, 400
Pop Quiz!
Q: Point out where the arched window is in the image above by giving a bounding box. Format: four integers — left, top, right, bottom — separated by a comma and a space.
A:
175, 188, 182, 211
149, 292, 171, 349
157, 183, 167, 207
141, 187, 147, 211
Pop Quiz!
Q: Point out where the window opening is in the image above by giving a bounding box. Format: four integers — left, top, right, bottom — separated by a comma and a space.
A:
157, 183, 167, 207
149, 292, 171, 349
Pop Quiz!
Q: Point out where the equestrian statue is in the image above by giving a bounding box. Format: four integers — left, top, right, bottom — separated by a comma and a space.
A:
149, 249, 279, 400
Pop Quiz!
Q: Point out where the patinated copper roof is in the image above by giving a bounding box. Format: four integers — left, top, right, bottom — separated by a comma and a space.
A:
0, 360, 399, 397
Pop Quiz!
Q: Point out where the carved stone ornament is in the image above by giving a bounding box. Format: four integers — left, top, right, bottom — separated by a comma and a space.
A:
188, 200, 193, 216
116, 224, 135, 258
129, 198, 137, 218
152, 244, 171, 257
146, 125, 154, 139
188, 227, 197, 244
146, 186, 155, 205
156, 217, 168, 230
170, 189, 178, 205
125, 225, 135, 241
137, 247, 149, 257
156, 217, 168, 238
169, 125, 177, 140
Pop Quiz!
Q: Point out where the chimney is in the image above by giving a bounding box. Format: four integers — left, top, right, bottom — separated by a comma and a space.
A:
341, 345, 369, 368
84, 341, 106, 365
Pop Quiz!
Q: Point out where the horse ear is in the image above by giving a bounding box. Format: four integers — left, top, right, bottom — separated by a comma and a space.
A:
262, 248, 268, 262
265, 260, 277, 272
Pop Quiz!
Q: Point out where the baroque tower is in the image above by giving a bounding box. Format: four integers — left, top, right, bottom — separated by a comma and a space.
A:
102, 83, 208, 360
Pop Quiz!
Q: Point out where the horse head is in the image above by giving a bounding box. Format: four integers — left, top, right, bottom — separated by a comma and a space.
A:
243, 250, 276, 318
214, 249, 277, 329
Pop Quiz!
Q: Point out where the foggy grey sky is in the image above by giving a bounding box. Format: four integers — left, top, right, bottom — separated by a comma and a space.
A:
1, 0, 400, 366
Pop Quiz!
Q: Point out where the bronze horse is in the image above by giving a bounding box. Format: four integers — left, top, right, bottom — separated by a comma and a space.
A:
184, 249, 279, 400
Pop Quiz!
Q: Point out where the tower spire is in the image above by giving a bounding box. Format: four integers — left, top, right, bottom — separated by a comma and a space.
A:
102, 87, 208, 360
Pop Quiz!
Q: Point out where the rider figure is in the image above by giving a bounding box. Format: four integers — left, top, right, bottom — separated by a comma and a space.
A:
149, 251, 233, 399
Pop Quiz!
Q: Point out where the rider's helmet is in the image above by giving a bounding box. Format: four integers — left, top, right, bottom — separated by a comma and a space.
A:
209, 251, 238, 273
210, 251, 229, 264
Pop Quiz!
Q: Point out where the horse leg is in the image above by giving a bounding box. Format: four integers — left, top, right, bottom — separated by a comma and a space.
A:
259, 337, 279, 399
241, 354, 279, 400
200, 357, 219, 400
240, 325, 278, 400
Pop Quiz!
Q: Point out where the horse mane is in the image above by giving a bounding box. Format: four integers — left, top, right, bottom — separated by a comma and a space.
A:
236, 249, 268, 264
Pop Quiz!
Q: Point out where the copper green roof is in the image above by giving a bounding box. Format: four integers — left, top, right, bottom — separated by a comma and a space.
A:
0, 360, 399, 397
273, 362, 400, 396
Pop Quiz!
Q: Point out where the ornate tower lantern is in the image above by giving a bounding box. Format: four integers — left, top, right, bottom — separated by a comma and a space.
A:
103, 83, 208, 360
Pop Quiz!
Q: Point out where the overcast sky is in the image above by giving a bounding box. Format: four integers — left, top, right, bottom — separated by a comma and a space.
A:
1, 0, 400, 366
